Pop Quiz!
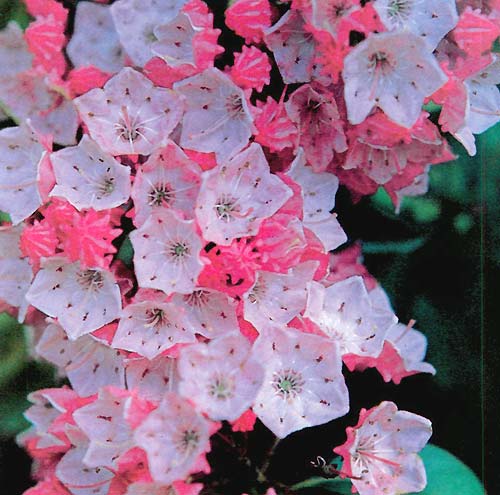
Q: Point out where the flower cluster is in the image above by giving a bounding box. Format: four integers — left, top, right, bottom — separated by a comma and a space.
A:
0, 0, 496, 494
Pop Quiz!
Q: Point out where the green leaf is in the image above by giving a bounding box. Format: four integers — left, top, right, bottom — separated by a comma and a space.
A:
0, 393, 29, 437
412, 444, 483, 495
117, 236, 134, 266
402, 197, 441, 224
362, 237, 426, 254
422, 101, 442, 113
0, 210, 11, 223
0, 313, 27, 388
291, 476, 352, 494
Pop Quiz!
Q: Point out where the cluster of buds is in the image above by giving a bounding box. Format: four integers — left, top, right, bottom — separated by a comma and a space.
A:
0, 0, 496, 494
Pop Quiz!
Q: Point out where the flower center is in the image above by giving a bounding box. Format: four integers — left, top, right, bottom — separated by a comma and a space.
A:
167, 241, 190, 262
272, 369, 305, 399
144, 307, 168, 328
98, 177, 115, 196
214, 194, 239, 222
148, 182, 174, 207
386, 0, 413, 21
225, 93, 245, 118
368, 51, 395, 74
207, 373, 234, 400
176, 429, 200, 454
183, 290, 210, 308
77, 269, 104, 291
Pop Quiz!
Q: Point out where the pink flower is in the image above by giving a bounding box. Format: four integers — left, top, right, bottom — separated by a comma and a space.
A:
305, 276, 396, 358
173, 68, 254, 161
230, 47, 271, 93
26, 257, 122, 340
452, 7, 500, 56
334, 401, 432, 495
130, 209, 204, 295
343, 31, 448, 127
195, 143, 292, 245
286, 84, 348, 172
178, 333, 264, 421
66, 2, 125, 73
225, 0, 273, 44
50, 135, 131, 211
253, 96, 299, 152
252, 326, 349, 438
0, 122, 47, 224
110, 0, 187, 67
74, 67, 184, 155
134, 392, 213, 484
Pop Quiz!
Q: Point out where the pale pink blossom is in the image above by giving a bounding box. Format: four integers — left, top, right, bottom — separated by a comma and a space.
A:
178, 333, 264, 421
50, 135, 131, 211
374, 0, 458, 50
171, 288, 239, 339
73, 387, 134, 469
343, 31, 448, 127
243, 262, 318, 331
252, 326, 349, 438
305, 276, 397, 358
36, 321, 125, 397
134, 392, 212, 484
287, 150, 347, 251
66, 2, 125, 73
195, 143, 292, 245
173, 68, 254, 161
112, 300, 196, 359
131, 141, 201, 227
130, 209, 204, 295
0, 123, 46, 224
110, 0, 187, 66
74, 67, 184, 155
26, 257, 122, 340
334, 401, 432, 495
264, 11, 316, 84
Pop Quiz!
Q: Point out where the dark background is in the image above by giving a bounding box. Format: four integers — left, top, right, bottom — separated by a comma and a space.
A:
0, 0, 497, 494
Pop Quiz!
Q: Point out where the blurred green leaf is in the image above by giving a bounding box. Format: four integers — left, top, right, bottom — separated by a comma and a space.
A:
402, 197, 441, 223
411, 296, 479, 389
363, 237, 426, 254
453, 213, 474, 234
0, 210, 10, 223
0, 393, 29, 437
0, 0, 30, 29
117, 236, 134, 266
412, 444, 483, 495
0, 313, 27, 389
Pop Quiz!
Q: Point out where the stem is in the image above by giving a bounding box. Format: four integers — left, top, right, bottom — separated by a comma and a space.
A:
257, 437, 281, 483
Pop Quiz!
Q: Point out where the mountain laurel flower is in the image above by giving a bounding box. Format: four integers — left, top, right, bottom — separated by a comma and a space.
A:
130, 209, 204, 295
26, 257, 122, 340
252, 326, 349, 438
74, 67, 184, 155
334, 401, 432, 495
343, 31, 448, 127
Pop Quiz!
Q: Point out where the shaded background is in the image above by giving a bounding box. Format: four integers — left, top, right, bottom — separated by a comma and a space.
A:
0, 0, 498, 493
